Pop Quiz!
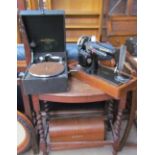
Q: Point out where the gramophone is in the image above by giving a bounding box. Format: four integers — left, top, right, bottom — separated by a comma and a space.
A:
19, 10, 68, 95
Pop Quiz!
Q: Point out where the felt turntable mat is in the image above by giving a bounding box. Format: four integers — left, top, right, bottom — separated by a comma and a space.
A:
28, 62, 65, 77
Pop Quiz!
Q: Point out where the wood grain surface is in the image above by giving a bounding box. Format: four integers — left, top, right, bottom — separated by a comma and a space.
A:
49, 116, 105, 142
39, 77, 112, 103
68, 62, 137, 99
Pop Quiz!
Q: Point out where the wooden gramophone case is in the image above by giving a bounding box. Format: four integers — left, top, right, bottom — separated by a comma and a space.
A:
20, 10, 68, 94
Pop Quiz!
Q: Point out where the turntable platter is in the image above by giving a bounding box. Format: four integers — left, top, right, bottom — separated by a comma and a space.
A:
28, 62, 65, 77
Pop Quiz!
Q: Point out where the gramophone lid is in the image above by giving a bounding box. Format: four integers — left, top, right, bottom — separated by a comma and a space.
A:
20, 10, 66, 53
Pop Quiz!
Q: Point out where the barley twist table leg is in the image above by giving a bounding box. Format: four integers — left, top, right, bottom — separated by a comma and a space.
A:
113, 109, 123, 155
44, 102, 49, 114
36, 112, 47, 153
108, 100, 114, 122
113, 95, 126, 155
32, 96, 48, 155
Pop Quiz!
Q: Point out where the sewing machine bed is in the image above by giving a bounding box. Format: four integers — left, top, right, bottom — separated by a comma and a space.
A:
96, 66, 131, 86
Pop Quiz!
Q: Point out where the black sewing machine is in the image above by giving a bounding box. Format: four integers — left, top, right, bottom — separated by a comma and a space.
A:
77, 36, 130, 86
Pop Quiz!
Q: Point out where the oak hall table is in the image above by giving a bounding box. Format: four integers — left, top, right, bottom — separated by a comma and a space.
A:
31, 76, 136, 155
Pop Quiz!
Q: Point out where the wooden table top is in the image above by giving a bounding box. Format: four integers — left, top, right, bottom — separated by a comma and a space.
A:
39, 77, 112, 103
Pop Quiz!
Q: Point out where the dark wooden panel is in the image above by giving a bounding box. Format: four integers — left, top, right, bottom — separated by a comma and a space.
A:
107, 16, 137, 36
107, 36, 135, 47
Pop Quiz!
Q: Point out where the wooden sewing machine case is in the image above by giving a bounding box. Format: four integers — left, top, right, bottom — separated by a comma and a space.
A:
48, 115, 105, 143
20, 10, 68, 94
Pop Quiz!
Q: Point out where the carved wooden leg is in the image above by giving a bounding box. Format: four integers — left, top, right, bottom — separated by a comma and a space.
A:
36, 112, 48, 155
119, 90, 137, 150
108, 100, 114, 122
113, 95, 127, 155
113, 109, 123, 155
32, 96, 48, 155
107, 100, 114, 131
44, 102, 49, 139
44, 102, 49, 114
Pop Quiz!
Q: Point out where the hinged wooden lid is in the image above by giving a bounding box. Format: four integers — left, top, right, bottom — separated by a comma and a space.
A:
20, 10, 66, 53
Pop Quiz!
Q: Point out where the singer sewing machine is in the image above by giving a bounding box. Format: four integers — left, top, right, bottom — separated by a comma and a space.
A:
70, 36, 137, 99
77, 36, 131, 84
